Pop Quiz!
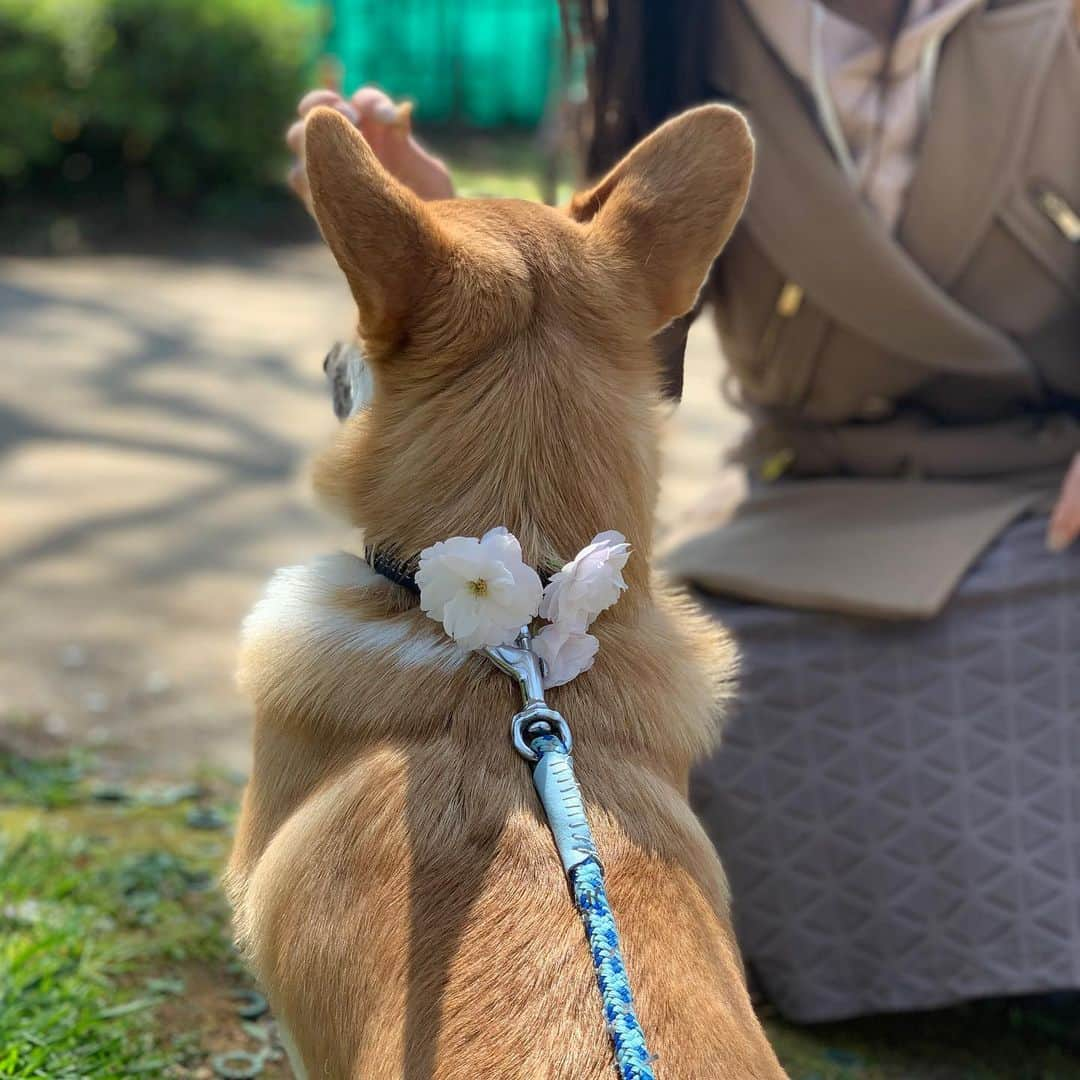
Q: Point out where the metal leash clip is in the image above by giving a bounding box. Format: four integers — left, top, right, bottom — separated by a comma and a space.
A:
486, 626, 596, 877
485, 626, 572, 762
486, 625, 650, 1078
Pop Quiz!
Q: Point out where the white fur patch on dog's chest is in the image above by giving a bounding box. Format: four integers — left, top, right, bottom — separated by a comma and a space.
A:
242, 552, 468, 671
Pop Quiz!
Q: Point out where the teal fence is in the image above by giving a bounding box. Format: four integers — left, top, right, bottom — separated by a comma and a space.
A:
322, 0, 561, 127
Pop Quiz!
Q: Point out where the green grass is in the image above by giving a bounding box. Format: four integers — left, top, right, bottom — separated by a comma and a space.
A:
1, 748, 1078, 1078
0, 752, 286, 1079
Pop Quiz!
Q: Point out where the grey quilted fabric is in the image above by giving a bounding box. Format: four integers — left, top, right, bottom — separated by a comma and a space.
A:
691, 513, 1080, 1022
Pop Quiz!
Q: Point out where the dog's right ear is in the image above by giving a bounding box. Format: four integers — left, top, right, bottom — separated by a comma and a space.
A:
569, 105, 754, 333
305, 106, 444, 350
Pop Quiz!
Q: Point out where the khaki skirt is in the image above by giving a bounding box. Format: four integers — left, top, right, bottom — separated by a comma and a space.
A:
691, 513, 1080, 1022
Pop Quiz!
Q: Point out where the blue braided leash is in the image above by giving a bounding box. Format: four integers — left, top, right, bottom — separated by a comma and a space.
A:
530, 733, 656, 1079
486, 628, 656, 1079
490, 630, 656, 1080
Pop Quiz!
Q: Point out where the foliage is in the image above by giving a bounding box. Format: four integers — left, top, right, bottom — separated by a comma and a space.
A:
0, 750, 283, 1078
0, 750, 88, 808
0, 0, 318, 209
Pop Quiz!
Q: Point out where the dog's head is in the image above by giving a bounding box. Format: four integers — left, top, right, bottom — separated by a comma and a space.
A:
323, 341, 372, 421
304, 105, 752, 574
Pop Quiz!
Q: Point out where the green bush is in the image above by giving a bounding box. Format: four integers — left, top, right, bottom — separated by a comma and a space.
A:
0, 0, 319, 208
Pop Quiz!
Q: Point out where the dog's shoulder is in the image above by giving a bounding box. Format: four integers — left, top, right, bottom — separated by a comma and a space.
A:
241, 551, 380, 649
238, 552, 469, 717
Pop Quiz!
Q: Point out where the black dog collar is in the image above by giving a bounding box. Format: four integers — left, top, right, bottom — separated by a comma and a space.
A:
364, 544, 557, 596
364, 546, 422, 595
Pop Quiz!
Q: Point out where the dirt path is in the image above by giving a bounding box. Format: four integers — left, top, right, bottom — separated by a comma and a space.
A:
0, 246, 742, 775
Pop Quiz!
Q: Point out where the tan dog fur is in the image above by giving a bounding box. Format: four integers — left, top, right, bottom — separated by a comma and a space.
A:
226, 104, 786, 1078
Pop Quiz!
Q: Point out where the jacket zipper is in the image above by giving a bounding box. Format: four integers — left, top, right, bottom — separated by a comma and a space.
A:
758, 281, 805, 363
756, 281, 806, 483
1032, 184, 1080, 243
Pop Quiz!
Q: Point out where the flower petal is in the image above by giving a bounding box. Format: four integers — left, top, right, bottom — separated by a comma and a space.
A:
538, 531, 631, 631
442, 593, 483, 647
416, 528, 543, 649
533, 624, 599, 688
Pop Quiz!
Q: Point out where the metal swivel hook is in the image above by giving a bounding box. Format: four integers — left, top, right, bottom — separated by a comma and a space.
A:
485, 626, 573, 761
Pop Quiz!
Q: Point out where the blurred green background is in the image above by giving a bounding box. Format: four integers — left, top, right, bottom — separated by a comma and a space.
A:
325, 0, 561, 126
0, 0, 320, 208
0, 0, 564, 247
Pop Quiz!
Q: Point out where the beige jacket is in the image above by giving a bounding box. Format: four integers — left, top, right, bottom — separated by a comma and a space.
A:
666, 0, 1080, 618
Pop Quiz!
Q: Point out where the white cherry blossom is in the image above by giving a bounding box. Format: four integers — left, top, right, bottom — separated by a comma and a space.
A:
415, 527, 542, 650
532, 623, 600, 689
539, 530, 631, 631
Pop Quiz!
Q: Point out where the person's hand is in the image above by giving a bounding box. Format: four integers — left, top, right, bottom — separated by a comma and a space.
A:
1047, 451, 1080, 551
286, 86, 454, 210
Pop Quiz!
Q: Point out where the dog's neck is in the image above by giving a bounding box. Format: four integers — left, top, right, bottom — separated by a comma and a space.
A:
314, 339, 662, 598
362, 541, 560, 598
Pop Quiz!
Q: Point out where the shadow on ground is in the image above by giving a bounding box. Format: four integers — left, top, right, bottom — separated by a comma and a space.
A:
0, 244, 738, 773
0, 247, 349, 771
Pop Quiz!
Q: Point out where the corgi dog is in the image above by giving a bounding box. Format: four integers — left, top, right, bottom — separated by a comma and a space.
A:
226, 103, 786, 1079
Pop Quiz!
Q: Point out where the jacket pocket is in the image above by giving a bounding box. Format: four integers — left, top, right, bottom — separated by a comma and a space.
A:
953, 183, 1080, 338
997, 183, 1080, 302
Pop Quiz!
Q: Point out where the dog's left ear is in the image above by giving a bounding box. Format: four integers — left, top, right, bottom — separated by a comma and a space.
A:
570, 105, 754, 332
304, 106, 446, 349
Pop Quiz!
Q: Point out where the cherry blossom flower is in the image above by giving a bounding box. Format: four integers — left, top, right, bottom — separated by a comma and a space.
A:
539, 530, 631, 632
533, 623, 600, 689
416, 527, 542, 650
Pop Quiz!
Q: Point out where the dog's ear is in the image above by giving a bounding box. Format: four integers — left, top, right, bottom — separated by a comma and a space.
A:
570, 105, 753, 332
304, 106, 444, 348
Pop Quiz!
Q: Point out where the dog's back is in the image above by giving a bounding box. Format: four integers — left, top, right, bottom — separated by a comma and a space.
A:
227, 105, 786, 1077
